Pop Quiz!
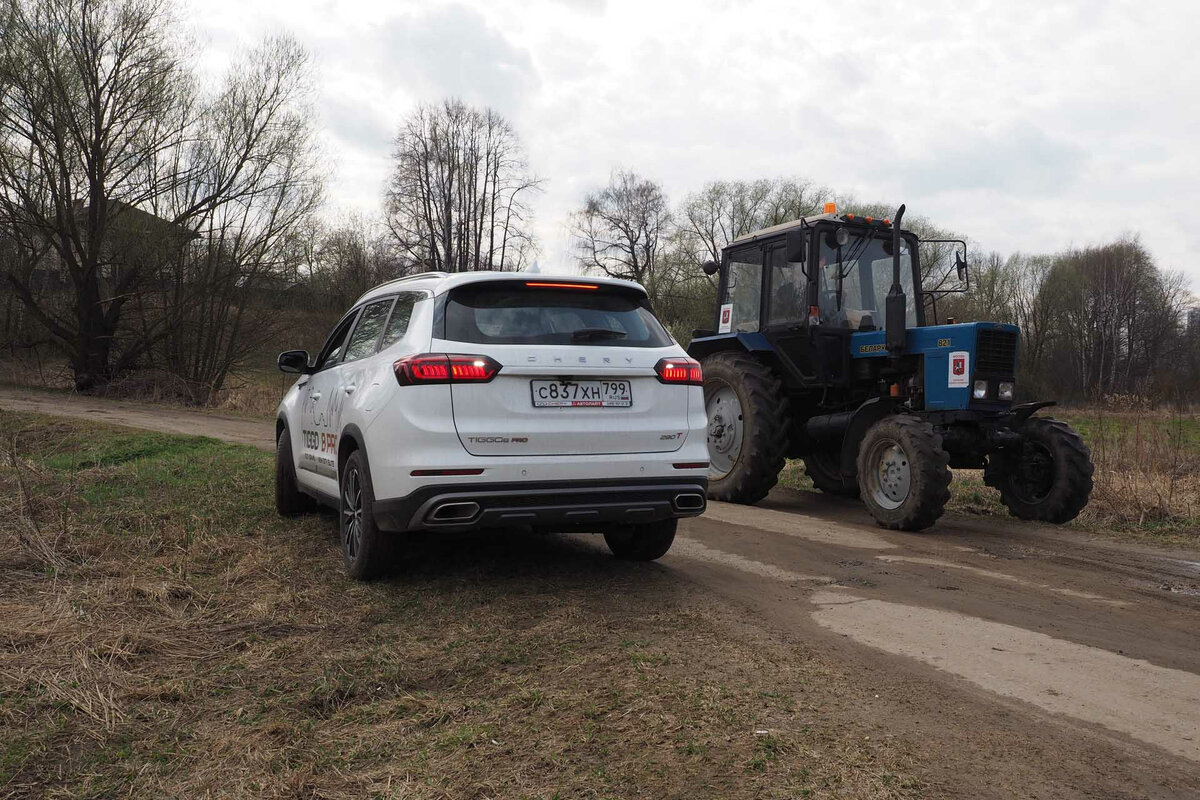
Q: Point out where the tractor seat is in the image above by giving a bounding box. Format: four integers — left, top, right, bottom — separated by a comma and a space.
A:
842, 309, 876, 330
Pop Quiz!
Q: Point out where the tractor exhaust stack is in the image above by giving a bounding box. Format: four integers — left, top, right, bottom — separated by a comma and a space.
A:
885, 204, 907, 354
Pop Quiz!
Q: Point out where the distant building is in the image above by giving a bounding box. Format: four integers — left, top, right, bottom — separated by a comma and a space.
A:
1189, 307, 1200, 334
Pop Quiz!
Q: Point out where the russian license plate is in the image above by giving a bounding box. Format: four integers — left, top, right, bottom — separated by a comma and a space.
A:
531, 380, 632, 408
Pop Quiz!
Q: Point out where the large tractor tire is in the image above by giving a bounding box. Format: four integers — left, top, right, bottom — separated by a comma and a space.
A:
856, 415, 952, 531
702, 352, 788, 505
986, 417, 1094, 524
803, 448, 860, 498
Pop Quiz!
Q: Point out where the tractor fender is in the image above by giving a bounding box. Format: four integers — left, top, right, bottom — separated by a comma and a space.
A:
1003, 400, 1057, 427
687, 331, 774, 361
839, 397, 904, 477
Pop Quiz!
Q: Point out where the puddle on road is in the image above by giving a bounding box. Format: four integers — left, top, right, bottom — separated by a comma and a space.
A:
810, 589, 1200, 762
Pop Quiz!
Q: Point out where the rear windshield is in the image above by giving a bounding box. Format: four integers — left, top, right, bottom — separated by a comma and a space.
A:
443, 283, 673, 347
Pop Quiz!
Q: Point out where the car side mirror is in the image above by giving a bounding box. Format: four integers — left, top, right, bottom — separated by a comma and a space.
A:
278, 349, 312, 374
785, 229, 806, 263
701, 260, 720, 276
955, 252, 968, 282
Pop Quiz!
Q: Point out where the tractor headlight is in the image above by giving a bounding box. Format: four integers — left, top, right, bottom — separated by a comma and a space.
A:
999, 381, 1014, 401
972, 380, 988, 399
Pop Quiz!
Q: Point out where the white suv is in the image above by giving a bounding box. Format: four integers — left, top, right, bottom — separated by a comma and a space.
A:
275, 272, 709, 579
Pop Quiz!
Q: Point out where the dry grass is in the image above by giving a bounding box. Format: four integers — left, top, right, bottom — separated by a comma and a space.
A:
0, 358, 288, 419
1067, 409, 1199, 532
0, 411, 922, 799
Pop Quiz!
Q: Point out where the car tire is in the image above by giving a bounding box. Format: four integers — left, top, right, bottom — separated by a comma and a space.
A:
701, 353, 788, 505
604, 518, 677, 561
989, 417, 1094, 524
340, 449, 393, 580
276, 428, 315, 517
856, 415, 951, 531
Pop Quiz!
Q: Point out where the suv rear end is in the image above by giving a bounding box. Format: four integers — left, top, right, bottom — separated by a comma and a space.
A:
364, 274, 709, 560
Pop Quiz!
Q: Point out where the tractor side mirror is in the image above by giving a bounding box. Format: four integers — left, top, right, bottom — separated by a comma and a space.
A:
785, 229, 806, 263
278, 349, 312, 374
955, 251, 968, 282
701, 260, 720, 276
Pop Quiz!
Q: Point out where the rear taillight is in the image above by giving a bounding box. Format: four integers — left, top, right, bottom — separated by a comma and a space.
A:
654, 357, 703, 386
394, 354, 501, 386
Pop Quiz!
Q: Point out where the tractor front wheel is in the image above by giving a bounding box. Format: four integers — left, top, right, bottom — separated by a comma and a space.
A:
856, 415, 952, 531
987, 418, 1094, 524
702, 353, 788, 505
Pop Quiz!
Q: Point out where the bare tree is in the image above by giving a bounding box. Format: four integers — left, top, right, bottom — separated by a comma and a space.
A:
0, 0, 191, 389
0, 0, 322, 392
676, 178, 830, 266
303, 212, 410, 314
150, 37, 323, 401
574, 170, 673, 304
386, 99, 540, 273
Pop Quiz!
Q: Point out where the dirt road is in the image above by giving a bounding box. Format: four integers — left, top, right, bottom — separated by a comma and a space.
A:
5, 387, 1199, 797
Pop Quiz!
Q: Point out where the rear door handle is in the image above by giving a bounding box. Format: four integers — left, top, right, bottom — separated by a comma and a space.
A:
310, 391, 322, 401
344, 385, 356, 395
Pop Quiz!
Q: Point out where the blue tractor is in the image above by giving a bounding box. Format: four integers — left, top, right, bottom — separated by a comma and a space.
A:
687, 203, 1094, 531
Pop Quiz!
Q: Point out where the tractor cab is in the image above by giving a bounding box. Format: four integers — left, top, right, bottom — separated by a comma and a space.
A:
687, 203, 1093, 533
699, 204, 928, 396
714, 204, 921, 337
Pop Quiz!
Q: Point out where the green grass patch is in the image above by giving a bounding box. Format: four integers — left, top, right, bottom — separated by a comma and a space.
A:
41, 430, 219, 471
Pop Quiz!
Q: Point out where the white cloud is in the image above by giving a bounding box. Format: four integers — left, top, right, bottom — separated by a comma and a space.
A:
185, 0, 1200, 288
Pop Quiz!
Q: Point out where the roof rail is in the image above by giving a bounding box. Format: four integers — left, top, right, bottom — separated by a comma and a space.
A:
350, 271, 449, 307
374, 270, 448, 289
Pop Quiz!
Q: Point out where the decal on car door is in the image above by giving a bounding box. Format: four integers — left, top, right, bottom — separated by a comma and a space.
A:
299, 375, 345, 479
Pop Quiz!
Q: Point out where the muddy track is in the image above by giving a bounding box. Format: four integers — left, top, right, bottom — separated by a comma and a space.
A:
4, 386, 1199, 798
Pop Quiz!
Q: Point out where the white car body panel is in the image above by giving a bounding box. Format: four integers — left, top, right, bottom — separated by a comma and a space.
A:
438, 341, 689, 457
276, 271, 709, 531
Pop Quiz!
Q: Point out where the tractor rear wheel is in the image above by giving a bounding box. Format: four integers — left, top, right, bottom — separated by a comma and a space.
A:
804, 448, 860, 498
987, 417, 1094, 524
856, 415, 952, 531
702, 353, 788, 505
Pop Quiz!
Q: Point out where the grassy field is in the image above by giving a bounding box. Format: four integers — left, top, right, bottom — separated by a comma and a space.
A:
0, 411, 923, 799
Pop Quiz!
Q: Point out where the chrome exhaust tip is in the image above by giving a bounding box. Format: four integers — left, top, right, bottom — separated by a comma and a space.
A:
673, 493, 706, 512
427, 501, 481, 523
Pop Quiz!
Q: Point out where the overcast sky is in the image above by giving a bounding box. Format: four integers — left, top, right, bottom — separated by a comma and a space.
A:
194, 0, 1199, 290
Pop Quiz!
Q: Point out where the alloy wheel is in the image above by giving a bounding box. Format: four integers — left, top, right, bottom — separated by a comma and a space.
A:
342, 467, 363, 560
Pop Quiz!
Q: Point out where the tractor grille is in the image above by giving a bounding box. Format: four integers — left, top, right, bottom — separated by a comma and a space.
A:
976, 329, 1018, 375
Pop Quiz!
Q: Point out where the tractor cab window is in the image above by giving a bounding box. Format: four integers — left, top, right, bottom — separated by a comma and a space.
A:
724, 248, 763, 332
818, 232, 917, 330
768, 246, 806, 325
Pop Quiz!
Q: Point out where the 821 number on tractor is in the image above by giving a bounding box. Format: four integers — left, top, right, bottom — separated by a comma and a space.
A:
688, 203, 1094, 531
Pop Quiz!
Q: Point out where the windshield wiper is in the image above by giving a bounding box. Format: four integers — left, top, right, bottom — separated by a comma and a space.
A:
570, 328, 628, 342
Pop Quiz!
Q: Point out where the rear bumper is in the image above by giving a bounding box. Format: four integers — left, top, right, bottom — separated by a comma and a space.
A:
373, 477, 708, 533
